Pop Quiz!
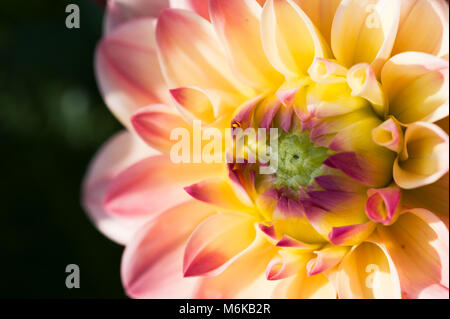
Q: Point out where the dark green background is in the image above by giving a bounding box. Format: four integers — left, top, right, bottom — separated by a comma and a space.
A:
0, 0, 126, 298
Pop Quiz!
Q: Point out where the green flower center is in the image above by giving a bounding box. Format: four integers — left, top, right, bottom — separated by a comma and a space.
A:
274, 131, 330, 190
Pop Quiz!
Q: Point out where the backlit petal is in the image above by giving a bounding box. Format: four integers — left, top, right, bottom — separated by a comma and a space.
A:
376, 209, 449, 299
331, 0, 401, 75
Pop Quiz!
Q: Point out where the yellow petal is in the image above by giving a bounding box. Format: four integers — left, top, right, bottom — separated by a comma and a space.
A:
209, 0, 283, 90
336, 242, 402, 299
273, 268, 336, 298
375, 209, 449, 299
392, 0, 449, 58
261, 0, 330, 79
156, 9, 253, 107
292, 0, 343, 46
372, 117, 403, 153
347, 63, 387, 117
331, 0, 401, 75
381, 52, 449, 124
394, 122, 449, 189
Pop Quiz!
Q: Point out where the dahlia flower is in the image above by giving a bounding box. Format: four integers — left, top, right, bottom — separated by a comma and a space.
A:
83, 0, 449, 299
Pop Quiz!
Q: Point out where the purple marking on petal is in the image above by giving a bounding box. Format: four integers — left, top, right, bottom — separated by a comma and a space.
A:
324, 152, 369, 185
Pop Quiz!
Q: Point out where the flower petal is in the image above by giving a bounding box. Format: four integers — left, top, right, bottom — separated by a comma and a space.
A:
303, 191, 370, 241
328, 222, 376, 246
273, 268, 336, 299
194, 226, 278, 298
104, 0, 169, 33
366, 185, 401, 226
184, 178, 254, 213
375, 209, 449, 299
169, 87, 216, 123
394, 122, 449, 189
169, 0, 211, 20
292, 0, 343, 46
104, 155, 224, 217
403, 173, 449, 227
381, 52, 449, 124
266, 250, 308, 280
392, 0, 449, 58
372, 117, 403, 153
82, 131, 157, 245
273, 197, 325, 244
183, 213, 257, 277
95, 18, 170, 127
331, 0, 401, 75
261, 0, 330, 79
156, 9, 253, 107
131, 104, 192, 154
347, 63, 387, 117
335, 242, 402, 299
306, 244, 349, 276
121, 200, 215, 298
209, 0, 283, 90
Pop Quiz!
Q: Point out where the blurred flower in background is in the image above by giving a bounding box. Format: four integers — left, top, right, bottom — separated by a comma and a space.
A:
83, 0, 449, 299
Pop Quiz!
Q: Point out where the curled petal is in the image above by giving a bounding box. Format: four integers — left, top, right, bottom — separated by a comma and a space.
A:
194, 225, 278, 298
366, 185, 401, 225
121, 200, 214, 298
261, 0, 330, 79
306, 244, 350, 276
303, 192, 369, 242
372, 117, 403, 153
82, 131, 157, 245
183, 213, 257, 277
381, 52, 449, 124
184, 178, 254, 213
308, 58, 347, 84
307, 82, 368, 118
131, 105, 192, 154
392, 0, 449, 58
95, 19, 169, 126
273, 268, 336, 299
104, 155, 224, 217
156, 9, 253, 105
209, 0, 283, 90
347, 63, 387, 117
273, 197, 325, 244
276, 235, 322, 250
336, 242, 402, 299
375, 209, 449, 299
394, 122, 449, 189
331, 0, 401, 75
169, 87, 216, 123
266, 250, 308, 280
328, 222, 376, 246
326, 118, 396, 187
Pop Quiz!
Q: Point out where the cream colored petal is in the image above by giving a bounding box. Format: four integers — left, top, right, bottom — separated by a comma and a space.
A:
381, 52, 449, 124
261, 0, 330, 79
156, 9, 253, 107
336, 242, 402, 299
347, 63, 387, 117
392, 0, 449, 58
394, 122, 449, 189
209, 0, 283, 90
331, 0, 401, 75
375, 209, 449, 299
291, 0, 343, 46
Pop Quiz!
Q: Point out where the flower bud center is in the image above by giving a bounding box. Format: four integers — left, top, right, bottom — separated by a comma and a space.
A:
274, 131, 330, 190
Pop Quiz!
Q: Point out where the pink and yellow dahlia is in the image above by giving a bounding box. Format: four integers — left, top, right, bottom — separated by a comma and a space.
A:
83, 0, 449, 298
